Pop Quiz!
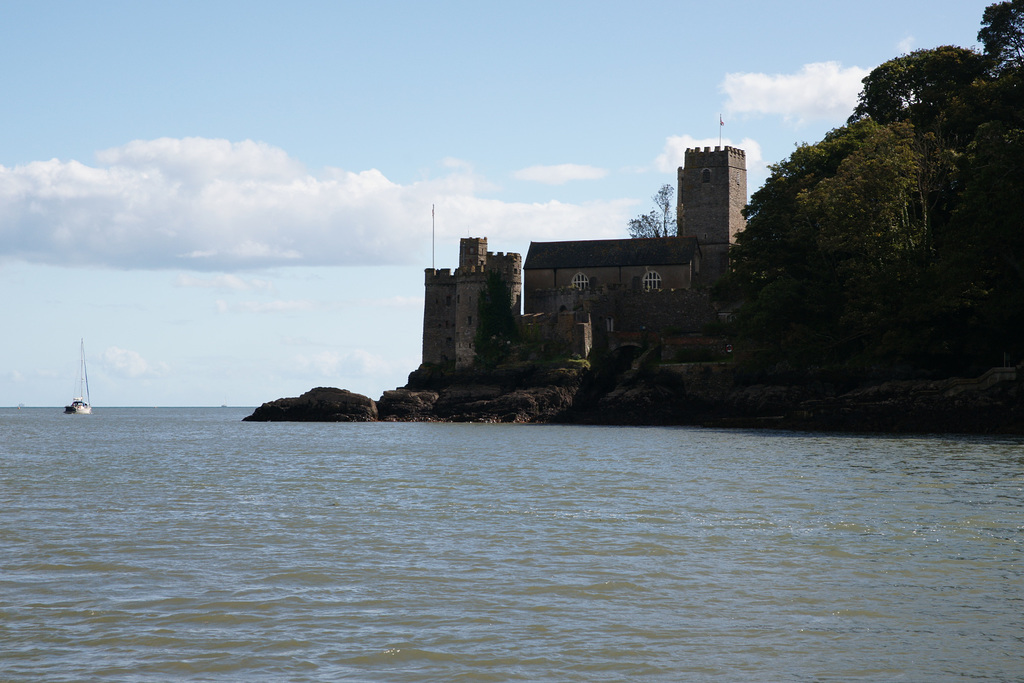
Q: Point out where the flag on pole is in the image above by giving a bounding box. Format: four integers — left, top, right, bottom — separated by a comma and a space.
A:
720, 114, 724, 126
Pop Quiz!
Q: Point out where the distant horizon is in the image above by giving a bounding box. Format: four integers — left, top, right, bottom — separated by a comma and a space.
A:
8, 405, 258, 410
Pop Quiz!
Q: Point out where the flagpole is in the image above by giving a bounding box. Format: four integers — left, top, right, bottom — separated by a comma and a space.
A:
431, 204, 435, 270
719, 113, 723, 147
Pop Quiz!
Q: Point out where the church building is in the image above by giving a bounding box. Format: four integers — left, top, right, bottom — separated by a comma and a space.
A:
422, 146, 746, 367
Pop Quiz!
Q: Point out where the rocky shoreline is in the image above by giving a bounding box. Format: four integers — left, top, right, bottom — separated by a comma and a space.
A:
244, 360, 1024, 435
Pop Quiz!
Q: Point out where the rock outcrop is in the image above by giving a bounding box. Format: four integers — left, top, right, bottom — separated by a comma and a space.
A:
382, 362, 588, 423
244, 361, 1024, 434
243, 386, 378, 422
756, 370, 1024, 434
377, 389, 440, 421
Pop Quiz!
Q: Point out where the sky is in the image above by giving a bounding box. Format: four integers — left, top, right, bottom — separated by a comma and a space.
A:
0, 0, 995, 407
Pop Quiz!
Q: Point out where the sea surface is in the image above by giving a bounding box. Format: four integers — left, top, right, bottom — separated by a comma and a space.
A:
1, 407, 1022, 682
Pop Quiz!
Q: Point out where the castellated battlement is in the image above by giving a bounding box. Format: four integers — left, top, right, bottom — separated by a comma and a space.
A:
683, 145, 746, 168
451, 252, 522, 277
425, 267, 454, 283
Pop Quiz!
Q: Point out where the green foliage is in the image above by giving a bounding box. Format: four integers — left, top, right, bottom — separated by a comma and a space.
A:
628, 210, 664, 239
474, 270, 519, 367
937, 121, 1024, 365
801, 122, 924, 287
563, 357, 591, 370
850, 46, 989, 137
726, 5, 1024, 374
730, 121, 959, 369
979, 0, 1024, 71
723, 121, 881, 366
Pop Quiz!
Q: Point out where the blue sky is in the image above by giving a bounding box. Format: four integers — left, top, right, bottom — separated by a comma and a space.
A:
1, 0, 993, 407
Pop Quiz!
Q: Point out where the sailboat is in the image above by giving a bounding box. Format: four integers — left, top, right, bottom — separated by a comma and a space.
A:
64, 339, 92, 414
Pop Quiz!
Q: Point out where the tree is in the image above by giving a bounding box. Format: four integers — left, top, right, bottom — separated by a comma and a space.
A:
628, 184, 676, 238
799, 122, 926, 359
849, 45, 990, 278
724, 120, 881, 366
849, 46, 988, 137
720, 2, 1024, 374
804, 122, 923, 274
652, 183, 675, 235
938, 121, 1024, 366
979, 0, 1024, 71
627, 210, 663, 239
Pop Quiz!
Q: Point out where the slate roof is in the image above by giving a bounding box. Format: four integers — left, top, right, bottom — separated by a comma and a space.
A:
523, 236, 699, 270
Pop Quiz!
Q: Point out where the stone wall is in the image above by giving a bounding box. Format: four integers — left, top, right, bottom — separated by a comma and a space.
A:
524, 262, 696, 312
599, 287, 716, 334
423, 269, 457, 365
454, 266, 489, 368
520, 310, 593, 359
520, 286, 716, 357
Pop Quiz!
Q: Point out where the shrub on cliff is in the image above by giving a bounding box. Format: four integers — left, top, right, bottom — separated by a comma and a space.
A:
474, 270, 520, 368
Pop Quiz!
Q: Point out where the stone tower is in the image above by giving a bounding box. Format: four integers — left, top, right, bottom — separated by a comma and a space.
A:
423, 237, 522, 369
677, 146, 746, 284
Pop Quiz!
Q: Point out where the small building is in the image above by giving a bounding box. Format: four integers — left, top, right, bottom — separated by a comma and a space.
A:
522, 235, 701, 313
521, 235, 714, 358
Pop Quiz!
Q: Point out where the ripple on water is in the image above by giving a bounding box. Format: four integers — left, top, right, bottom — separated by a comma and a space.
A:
1, 412, 1022, 682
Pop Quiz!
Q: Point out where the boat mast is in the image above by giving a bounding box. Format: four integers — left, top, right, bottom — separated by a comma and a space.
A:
80, 338, 91, 405
84, 345, 91, 405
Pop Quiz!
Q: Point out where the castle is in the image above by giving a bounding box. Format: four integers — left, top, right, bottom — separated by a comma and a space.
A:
423, 146, 746, 368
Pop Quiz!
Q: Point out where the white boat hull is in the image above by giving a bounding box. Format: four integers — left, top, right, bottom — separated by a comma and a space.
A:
64, 399, 91, 414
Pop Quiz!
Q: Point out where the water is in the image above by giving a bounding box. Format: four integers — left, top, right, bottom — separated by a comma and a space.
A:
1, 408, 1022, 682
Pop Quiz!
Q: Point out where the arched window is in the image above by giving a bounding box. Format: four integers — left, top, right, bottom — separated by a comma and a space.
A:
701, 168, 711, 183
571, 272, 589, 289
642, 271, 662, 291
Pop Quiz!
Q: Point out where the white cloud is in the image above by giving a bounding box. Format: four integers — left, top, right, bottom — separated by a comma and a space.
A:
897, 35, 915, 54
174, 273, 274, 291
291, 349, 392, 378
0, 138, 629, 271
96, 137, 306, 184
435, 194, 633, 244
217, 299, 317, 314
721, 61, 870, 124
213, 295, 420, 315
349, 295, 422, 309
102, 346, 170, 378
513, 164, 608, 185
